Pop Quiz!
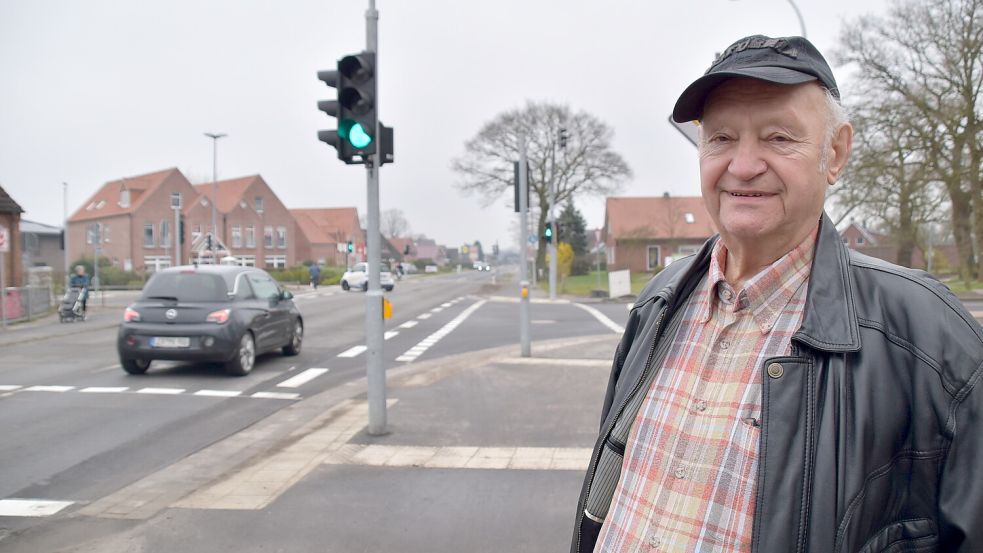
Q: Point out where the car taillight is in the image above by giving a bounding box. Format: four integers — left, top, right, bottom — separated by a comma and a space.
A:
206, 308, 231, 324
123, 307, 141, 322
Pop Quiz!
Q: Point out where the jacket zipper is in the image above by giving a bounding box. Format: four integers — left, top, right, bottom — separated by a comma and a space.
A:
576, 302, 669, 553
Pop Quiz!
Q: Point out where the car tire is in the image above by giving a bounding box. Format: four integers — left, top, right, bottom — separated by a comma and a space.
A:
225, 332, 256, 376
362, 281, 368, 292
341, 280, 350, 291
283, 319, 303, 356
121, 358, 151, 375
384, 285, 393, 292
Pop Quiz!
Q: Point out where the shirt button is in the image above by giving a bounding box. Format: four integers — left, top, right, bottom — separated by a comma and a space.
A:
767, 362, 785, 379
720, 288, 733, 302
695, 400, 708, 412
720, 339, 730, 350
649, 535, 662, 548
674, 466, 686, 479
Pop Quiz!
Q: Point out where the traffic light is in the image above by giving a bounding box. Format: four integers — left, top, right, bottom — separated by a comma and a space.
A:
559, 127, 569, 149
346, 241, 354, 253
542, 222, 554, 242
317, 52, 377, 164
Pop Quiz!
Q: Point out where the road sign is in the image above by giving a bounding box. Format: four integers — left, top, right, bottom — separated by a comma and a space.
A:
527, 234, 537, 244
0, 225, 8, 253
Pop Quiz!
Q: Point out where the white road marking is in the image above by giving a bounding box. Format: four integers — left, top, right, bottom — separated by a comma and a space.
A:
80, 387, 129, 393
194, 390, 242, 397
276, 368, 329, 388
398, 320, 418, 329
430, 307, 444, 313
324, 445, 592, 471
417, 313, 432, 320
0, 499, 74, 517
337, 345, 367, 358
24, 385, 74, 392
499, 357, 611, 367
384, 330, 399, 340
136, 387, 185, 395
251, 391, 300, 400
441, 302, 452, 307
532, 319, 557, 324
396, 300, 487, 363
0, 385, 22, 391
571, 302, 626, 334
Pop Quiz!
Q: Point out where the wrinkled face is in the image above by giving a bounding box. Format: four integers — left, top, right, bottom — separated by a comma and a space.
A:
699, 79, 832, 251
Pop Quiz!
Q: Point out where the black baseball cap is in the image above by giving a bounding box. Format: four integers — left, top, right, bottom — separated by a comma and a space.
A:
672, 34, 839, 123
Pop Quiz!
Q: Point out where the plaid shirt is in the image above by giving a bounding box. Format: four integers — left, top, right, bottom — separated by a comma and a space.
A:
594, 229, 817, 553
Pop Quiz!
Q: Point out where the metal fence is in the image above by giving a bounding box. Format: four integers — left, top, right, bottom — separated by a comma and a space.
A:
1, 285, 54, 325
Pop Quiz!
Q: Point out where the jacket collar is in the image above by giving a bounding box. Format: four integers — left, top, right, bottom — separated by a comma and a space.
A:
634, 212, 860, 352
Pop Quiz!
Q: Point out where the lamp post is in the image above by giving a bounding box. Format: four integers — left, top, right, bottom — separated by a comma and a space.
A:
63, 182, 69, 291
204, 132, 227, 254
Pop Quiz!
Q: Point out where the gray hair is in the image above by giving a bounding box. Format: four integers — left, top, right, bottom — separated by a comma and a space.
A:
820, 87, 850, 174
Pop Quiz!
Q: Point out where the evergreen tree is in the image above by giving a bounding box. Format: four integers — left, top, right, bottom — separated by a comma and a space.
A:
557, 202, 589, 256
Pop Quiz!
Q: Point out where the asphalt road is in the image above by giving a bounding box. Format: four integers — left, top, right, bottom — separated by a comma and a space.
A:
0, 268, 633, 551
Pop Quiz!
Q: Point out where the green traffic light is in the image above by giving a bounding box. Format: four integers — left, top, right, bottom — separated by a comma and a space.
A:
348, 123, 372, 148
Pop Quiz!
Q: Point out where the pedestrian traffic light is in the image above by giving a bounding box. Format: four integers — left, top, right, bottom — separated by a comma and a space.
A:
317, 52, 377, 164
542, 222, 554, 241
347, 241, 354, 253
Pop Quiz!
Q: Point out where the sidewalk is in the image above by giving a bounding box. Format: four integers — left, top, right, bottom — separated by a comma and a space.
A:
42, 333, 619, 553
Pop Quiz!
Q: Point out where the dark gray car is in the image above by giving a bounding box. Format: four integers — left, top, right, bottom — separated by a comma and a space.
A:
117, 265, 303, 376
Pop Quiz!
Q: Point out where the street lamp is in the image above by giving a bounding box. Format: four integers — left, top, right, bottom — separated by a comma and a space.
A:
204, 132, 227, 253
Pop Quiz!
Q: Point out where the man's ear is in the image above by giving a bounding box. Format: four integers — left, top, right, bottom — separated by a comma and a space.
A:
827, 123, 853, 185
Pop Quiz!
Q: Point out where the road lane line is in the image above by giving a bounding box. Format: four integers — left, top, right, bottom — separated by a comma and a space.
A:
441, 302, 452, 307
417, 313, 432, 320
276, 368, 329, 388
384, 331, 399, 340
251, 391, 300, 400
0, 385, 22, 391
396, 300, 487, 363
81, 387, 129, 393
136, 387, 185, 395
0, 499, 74, 517
24, 385, 74, 392
571, 302, 626, 334
398, 320, 418, 329
337, 345, 367, 358
430, 307, 444, 313
194, 390, 242, 397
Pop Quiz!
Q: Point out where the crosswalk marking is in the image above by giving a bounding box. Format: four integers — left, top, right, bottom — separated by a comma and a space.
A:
24, 385, 74, 392
251, 391, 299, 400
417, 313, 432, 320
194, 390, 242, 397
80, 387, 129, 393
399, 320, 418, 329
396, 300, 487, 363
0, 499, 74, 517
337, 345, 367, 358
136, 387, 186, 395
276, 368, 329, 388
384, 330, 399, 340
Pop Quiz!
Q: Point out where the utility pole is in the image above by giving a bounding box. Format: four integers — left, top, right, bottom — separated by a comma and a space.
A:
63, 182, 69, 291
548, 138, 557, 300
363, 0, 387, 435
519, 134, 531, 357
204, 132, 227, 256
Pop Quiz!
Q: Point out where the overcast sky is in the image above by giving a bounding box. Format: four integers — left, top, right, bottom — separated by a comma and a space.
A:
0, 0, 890, 250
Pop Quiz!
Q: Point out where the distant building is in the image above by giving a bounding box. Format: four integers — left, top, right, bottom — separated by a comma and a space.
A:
838, 221, 959, 272
603, 195, 716, 273
0, 184, 25, 286
20, 219, 64, 273
291, 207, 364, 266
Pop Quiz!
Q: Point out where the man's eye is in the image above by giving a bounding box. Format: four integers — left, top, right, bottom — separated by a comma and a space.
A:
770, 135, 791, 143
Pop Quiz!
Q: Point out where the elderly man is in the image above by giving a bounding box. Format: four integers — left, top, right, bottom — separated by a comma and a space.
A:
571, 35, 983, 552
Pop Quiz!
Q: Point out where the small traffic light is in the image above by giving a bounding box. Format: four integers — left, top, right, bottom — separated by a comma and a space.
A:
403, 244, 411, 255
346, 241, 354, 253
317, 52, 377, 164
559, 127, 569, 149
542, 222, 554, 241
179, 221, 185, 245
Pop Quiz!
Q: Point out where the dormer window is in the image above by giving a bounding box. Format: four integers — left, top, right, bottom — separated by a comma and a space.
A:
86, 202, 96, 211
95, 200, 106, 209
684, 213, 695, 224
254, 196, 264, 212
200, 198, 209, 207
119, 189, 130, 208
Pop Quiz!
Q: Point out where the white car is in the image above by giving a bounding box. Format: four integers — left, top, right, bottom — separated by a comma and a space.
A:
473, 261, 491, 271
341, 262, 395, 292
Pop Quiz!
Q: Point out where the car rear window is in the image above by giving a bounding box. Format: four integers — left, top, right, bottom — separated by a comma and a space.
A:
141, 272, 229, 302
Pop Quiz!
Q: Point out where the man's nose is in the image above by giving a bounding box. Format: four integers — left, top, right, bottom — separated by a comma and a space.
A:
727, 138, 767, 181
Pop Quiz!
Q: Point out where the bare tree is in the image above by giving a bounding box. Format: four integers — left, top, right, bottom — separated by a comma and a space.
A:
836, 0, 983, 280
380, 208, 411, 239
452, 101, 632, 267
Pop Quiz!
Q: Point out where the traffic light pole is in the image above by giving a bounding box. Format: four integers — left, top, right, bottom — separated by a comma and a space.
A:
548, 140, 557, 300
364, 0, 387, 436
519, 135, 531, 357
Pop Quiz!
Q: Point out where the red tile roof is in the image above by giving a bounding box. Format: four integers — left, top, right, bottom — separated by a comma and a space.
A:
290, 208, 362, 245
192, 176, 260, 214
68, 167, 182, 223
605, 196, 716, 241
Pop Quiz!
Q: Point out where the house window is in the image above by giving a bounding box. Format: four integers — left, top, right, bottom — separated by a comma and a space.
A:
857, 235, 865, 245
144, 223, 155, 247
684, 212, 695, 224
254, 196, 264, 212
264, 255, 287, 268
143, 255, 171, 273
276, 226, 287, 249
102, 224, 110, 243
647, 245, 662, 270
237, 255, 256, 267
677, 245, 700, 256
119, 189, 130, 208
160, 220, 171, 247
245, 225, 256, 247
264, 226, 274, 248
232, 225, 243, 248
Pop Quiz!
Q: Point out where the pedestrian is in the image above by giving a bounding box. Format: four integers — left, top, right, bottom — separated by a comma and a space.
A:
572, 35, 983, 552
69, 264, 90, 315
308, 262, 321, 290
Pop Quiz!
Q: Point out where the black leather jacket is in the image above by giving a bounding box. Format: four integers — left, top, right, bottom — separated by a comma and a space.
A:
572, 214, 983, 553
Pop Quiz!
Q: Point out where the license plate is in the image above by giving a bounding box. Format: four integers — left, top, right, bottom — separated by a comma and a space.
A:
150, 336, 190, 348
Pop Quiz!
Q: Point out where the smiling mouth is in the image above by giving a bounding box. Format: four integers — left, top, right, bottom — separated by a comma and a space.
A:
728, 192, 770, 197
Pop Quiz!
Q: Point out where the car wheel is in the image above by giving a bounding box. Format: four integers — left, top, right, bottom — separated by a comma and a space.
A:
362, 281, 369, 292
121, 358, 151, 375
225, 332, 256, 376
384, 285, 393, 291
341, 280, 350, 291
283, 319, 303, 356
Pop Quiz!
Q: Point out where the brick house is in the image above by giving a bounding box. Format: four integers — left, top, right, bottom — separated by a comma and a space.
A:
186, 175, 298, 269
20, 219, 64, 273
67, 168, 199, 273
603, 195, 716, 273
291, 207, 364, 266
0, 184, 25, 286
839, 221, 960, 273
